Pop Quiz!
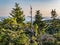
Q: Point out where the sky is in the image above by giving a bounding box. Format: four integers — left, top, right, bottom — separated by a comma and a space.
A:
0, 0, 60, 17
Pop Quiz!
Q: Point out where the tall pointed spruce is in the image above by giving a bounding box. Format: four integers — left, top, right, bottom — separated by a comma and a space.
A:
10, 3, 25, 23
33, 10, 45, 31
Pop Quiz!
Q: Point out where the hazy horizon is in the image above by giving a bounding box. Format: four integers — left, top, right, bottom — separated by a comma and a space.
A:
0, 0, 60, 17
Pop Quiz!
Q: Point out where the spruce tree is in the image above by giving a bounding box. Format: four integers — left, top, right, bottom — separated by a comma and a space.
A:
51, 9, 58, 28
10, 3, 25, 23
33, 10, 45, 31
46, 9, 59, 34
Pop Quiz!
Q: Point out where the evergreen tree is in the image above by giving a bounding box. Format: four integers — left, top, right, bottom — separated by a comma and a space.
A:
51, 9, 57, 19
46, 9, 59, 34
10, 3, 25, 23
33, 10, 45, 31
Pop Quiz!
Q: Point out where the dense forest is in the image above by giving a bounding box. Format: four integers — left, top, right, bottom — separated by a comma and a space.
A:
0, 3, 60, 45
